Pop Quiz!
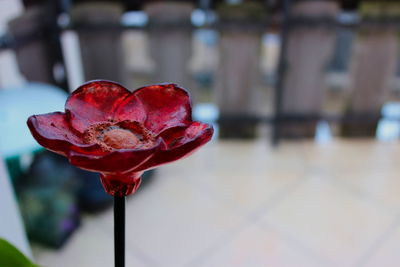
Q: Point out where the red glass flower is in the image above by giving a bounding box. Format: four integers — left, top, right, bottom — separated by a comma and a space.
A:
27, 80, 213, 196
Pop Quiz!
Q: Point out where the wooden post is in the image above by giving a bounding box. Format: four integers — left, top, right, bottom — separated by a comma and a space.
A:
340, 1, 400, 137
279, 0, 339, 139
144, 1, 194, 90
215, 1, 266, 139
71, 2, 125, 83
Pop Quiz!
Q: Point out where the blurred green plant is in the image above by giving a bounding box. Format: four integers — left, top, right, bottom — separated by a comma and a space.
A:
0, 238, 42, 267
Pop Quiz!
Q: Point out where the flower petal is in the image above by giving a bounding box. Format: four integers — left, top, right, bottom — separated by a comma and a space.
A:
27, 112, 99, 156
114, 94, 147, 124
68, 139, 162, 173
117, 84, 192, 135
133, 122, 213, 172
65, 80, 131, 133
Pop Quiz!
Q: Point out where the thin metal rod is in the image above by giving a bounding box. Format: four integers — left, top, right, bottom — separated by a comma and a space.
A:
114, 196, 125, 267
273, 0, 292, 146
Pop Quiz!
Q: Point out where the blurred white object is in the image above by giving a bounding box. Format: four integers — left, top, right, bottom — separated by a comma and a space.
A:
0, 157, 32, 259
377, 102, 400, 141
193, 103, 219, 140
315, 120, 333, 144
0, 83, 67, 158
0, 0, 25, 88
121, 11, 148, 27
60, 30, 85, 92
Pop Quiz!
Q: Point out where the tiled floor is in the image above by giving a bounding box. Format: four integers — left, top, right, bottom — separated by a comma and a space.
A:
32, 139, 400, 267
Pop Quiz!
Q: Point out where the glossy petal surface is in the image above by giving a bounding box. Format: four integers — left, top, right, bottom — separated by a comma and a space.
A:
66, 80, 131, 133
133, 122, 214, 172
130, 84, 192, 134
27, 112, 97, 156
68, 139, 161, 173
27, 80, 213, 196
100, 172, 142, 197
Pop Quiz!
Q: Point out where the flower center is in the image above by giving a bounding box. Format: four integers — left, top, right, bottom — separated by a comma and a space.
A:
102, 128, 139, 149
84, 122, 155, 151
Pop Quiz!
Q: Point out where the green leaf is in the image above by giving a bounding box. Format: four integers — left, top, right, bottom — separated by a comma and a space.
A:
0, 238, 41, 267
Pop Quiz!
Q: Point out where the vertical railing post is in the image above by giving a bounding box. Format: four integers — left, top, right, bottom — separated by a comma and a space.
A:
215, 1, 267, 139
145, 1, 194, 90
278, 0, 339, 139
340, 1, 400, 137
71, 2, 125, 83
273, 0, 292, 145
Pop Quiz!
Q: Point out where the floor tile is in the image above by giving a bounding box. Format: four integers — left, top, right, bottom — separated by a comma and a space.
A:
303, 140, 400, 174
363, 222, 400, 267
300, 140, 400, 210
94, 171, 245, 266
333, 169, 400, 211
166, 140, 309, 214
195, 222, 325, 267
32, 217, 148, 267
262, 175, 396, 267
30, 139, 400, 267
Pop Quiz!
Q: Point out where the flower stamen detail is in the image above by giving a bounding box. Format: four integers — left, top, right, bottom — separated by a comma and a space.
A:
103, 128, 139, 149
84, 122, 155, 151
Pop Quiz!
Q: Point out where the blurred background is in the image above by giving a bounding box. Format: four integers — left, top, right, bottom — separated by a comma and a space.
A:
1, 0, 400, 266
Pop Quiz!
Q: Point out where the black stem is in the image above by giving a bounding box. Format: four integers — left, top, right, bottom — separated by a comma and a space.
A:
114, 196, 125, 267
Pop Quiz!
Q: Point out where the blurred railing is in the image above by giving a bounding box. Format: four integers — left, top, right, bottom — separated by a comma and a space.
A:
1, 0, 400, 144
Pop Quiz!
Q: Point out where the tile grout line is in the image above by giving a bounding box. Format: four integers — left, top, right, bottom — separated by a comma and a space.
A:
325, 172, 399, 215
246, 167, 313, 222
183, 170, 313, 267
259, 219, 333, 267
355, 212, 400, 267
246, 167, 334, 267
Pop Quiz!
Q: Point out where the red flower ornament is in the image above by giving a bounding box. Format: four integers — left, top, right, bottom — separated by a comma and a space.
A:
27, 80, 213, 197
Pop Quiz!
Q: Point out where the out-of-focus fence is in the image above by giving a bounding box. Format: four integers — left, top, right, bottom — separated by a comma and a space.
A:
1, 0, 400, 143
